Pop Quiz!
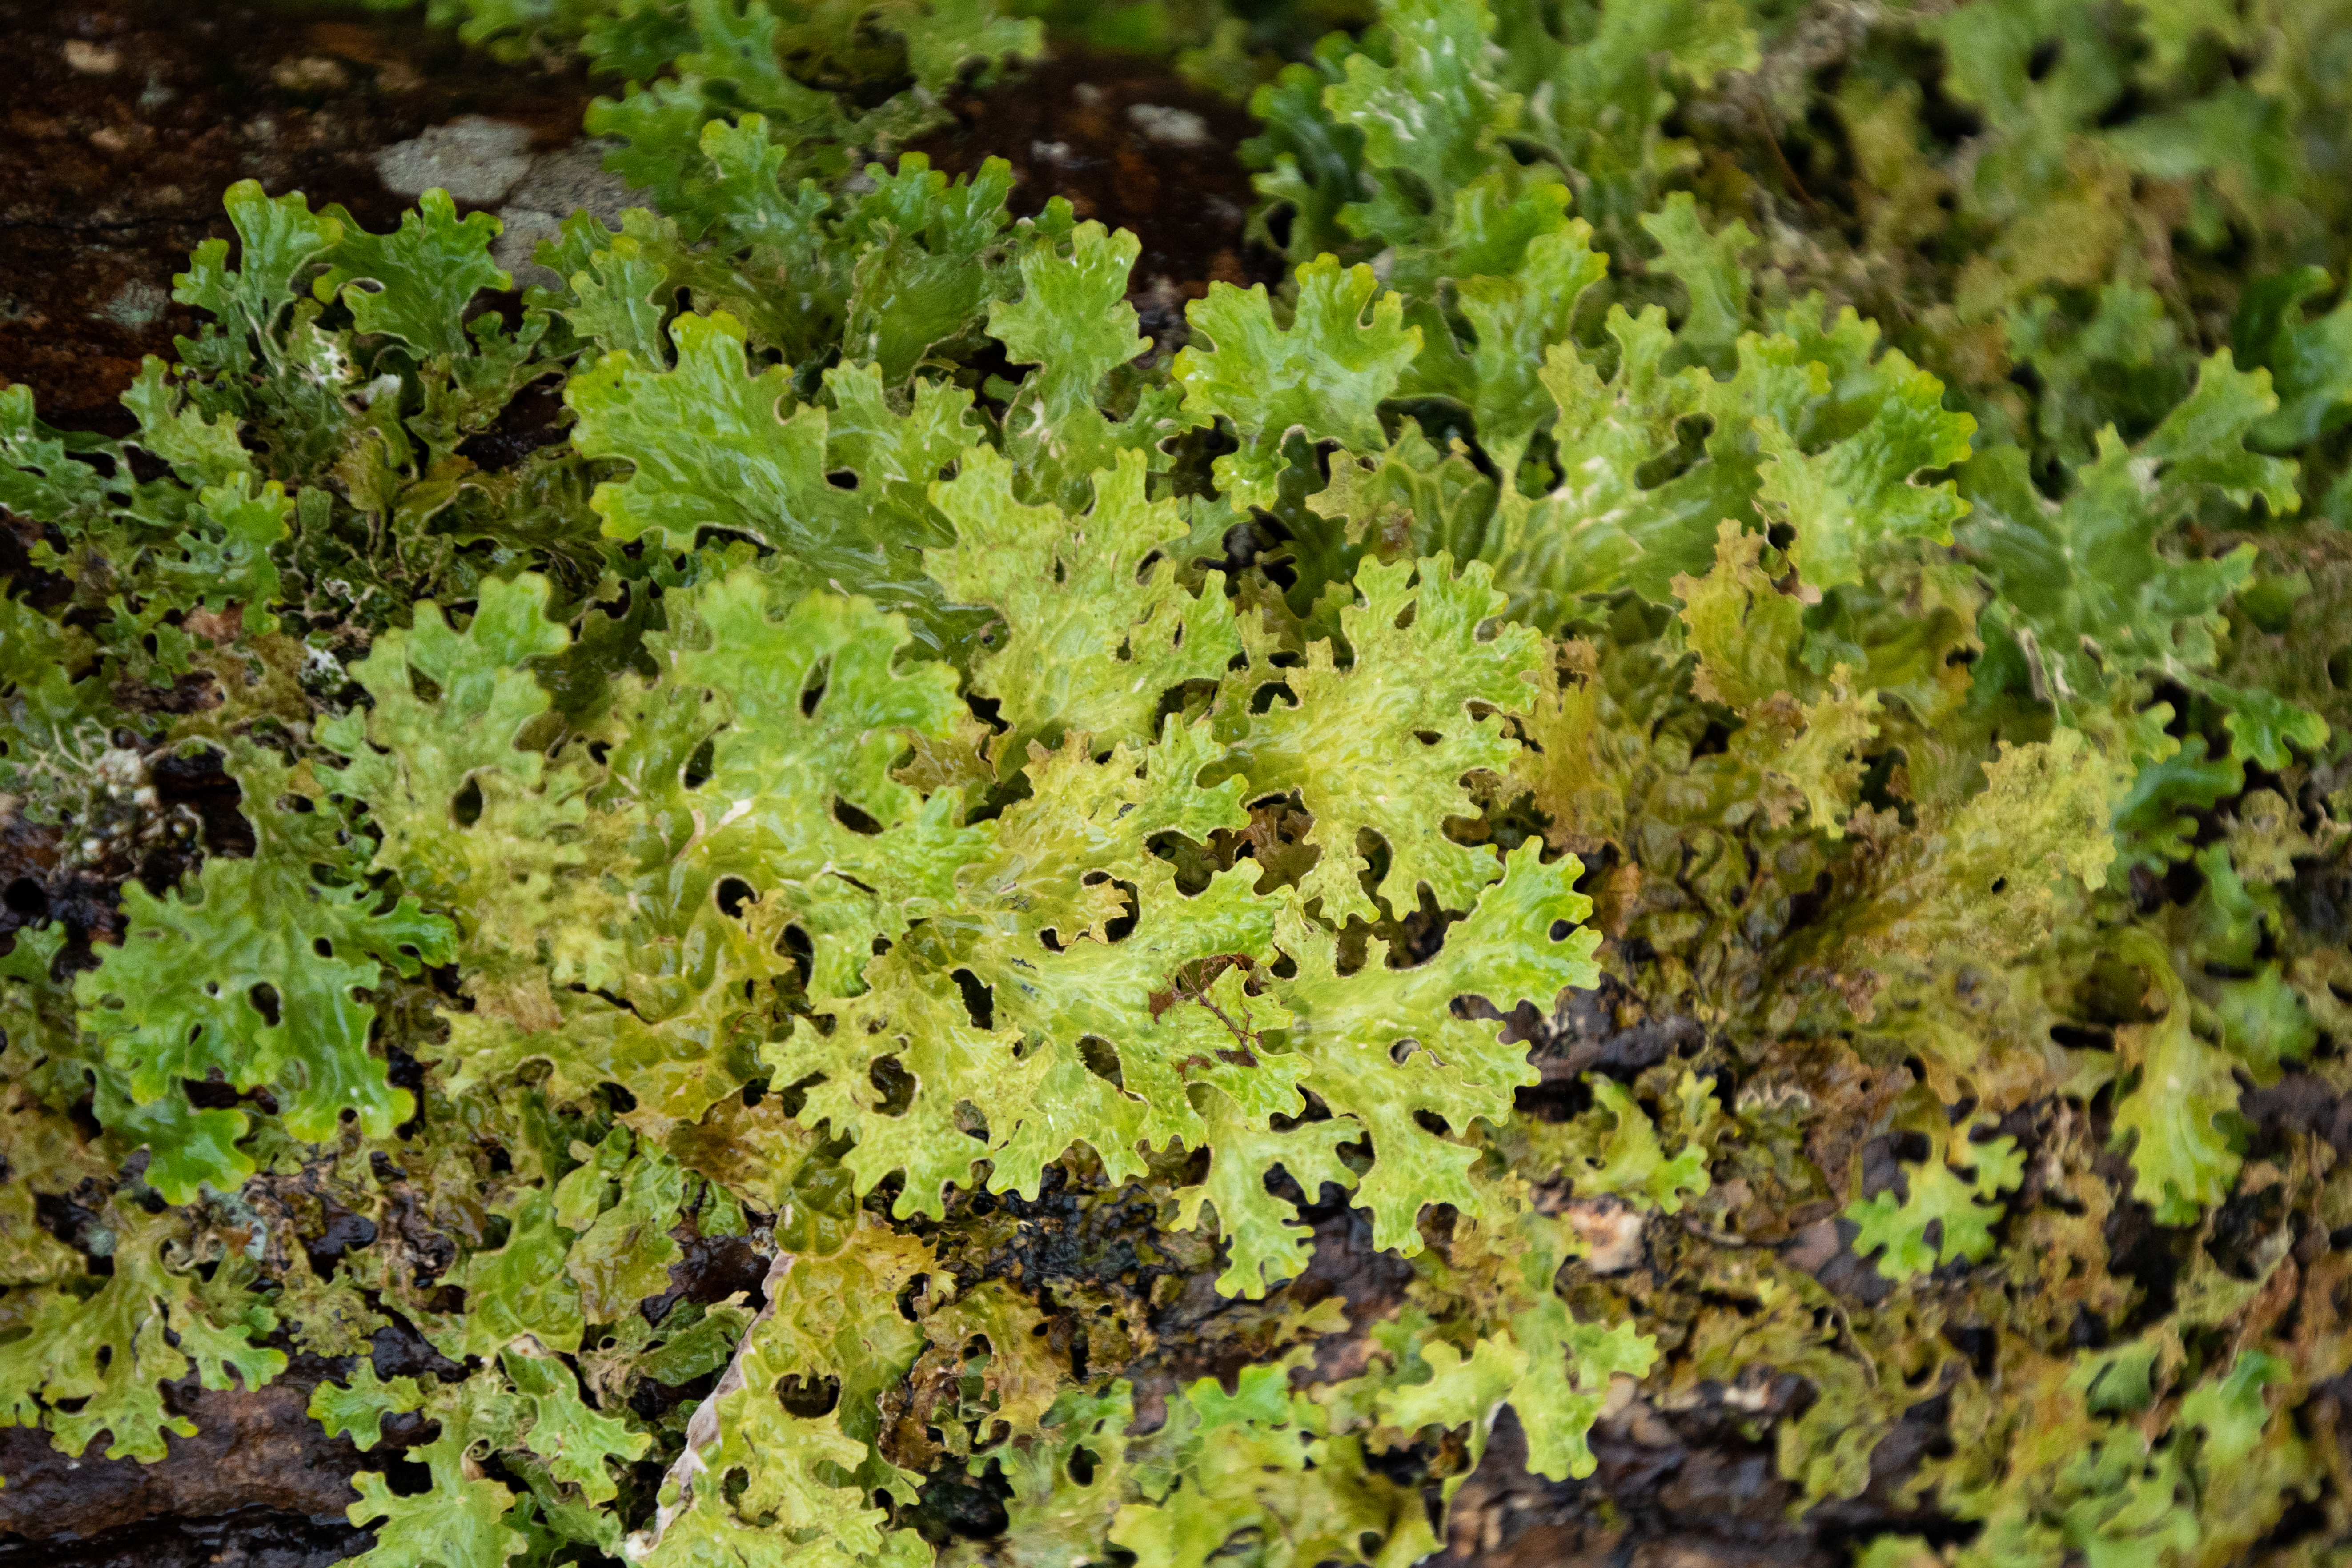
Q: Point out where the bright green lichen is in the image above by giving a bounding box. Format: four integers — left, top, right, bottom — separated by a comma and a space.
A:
12, 0, 2352, 1561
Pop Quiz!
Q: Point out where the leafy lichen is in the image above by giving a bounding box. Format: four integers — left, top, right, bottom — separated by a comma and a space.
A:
8, 0, 2352, 1563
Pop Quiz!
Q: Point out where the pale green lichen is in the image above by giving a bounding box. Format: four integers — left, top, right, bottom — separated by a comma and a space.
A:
5, 1, 2352, 1563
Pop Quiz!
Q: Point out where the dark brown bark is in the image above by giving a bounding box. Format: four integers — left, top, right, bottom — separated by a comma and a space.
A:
0, 1361, 369, 1558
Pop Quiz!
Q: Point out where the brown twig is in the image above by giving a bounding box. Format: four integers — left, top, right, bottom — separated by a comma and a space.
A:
1754, 100, 1821, 215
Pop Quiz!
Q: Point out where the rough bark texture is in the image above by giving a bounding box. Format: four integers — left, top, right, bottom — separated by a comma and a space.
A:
0, 1376, 363, 1536
0, 1508, 370, 1568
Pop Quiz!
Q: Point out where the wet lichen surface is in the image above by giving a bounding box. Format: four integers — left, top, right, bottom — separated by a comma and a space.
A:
2, 9, 554, 1564
0, 20, 2136, 1568
0, 12, 1326, 1568
14, 1, 2352, 1565
0, 13, 1819, 1543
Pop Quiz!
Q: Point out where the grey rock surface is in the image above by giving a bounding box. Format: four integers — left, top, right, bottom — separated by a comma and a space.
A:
373, 113, 537, 205
493, 139, 645, 289
505, 138, 640, 220
378, 121, 647, 289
